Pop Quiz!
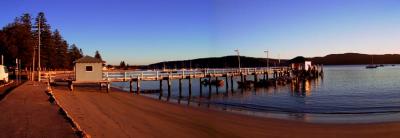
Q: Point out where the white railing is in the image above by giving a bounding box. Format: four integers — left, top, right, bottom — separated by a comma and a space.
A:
102, 67, 289, 81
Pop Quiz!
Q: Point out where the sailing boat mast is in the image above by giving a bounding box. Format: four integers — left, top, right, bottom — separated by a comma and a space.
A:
371, 55, 374, 64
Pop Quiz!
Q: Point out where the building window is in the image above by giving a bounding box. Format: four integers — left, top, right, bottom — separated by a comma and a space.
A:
86, 66, 93, 72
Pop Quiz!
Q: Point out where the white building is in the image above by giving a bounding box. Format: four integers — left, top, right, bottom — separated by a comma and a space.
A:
74, 56, 104, 82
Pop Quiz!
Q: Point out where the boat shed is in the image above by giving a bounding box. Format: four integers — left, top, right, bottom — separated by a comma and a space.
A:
289, 56, 312, 71
74, 56, 105, 82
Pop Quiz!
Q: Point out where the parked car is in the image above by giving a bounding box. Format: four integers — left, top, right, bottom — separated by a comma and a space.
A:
0, 65, 9, 83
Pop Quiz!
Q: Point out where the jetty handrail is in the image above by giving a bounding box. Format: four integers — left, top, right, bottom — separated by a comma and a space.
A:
101, 67, 290, 81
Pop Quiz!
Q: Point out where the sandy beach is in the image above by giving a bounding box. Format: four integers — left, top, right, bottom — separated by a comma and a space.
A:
51, 86, 400, 138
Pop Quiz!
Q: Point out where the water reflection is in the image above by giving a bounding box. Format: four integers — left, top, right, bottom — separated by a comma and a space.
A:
112, 65, 400, 123
290, 79, 315, 97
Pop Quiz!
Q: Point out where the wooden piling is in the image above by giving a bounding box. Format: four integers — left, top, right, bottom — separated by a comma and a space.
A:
167, 78, 171, 97
129, 80, 133, 93
136, 78, 140, 94
254, 73, 258, 83
159, 80, 163, 99
179, 79, 182, 98
215, 77, 219, 94
225, 74, 229, 93
230, 75, 234, 92
208, 76, 212, 98
199, 78, 203, 97
188, 76, 192, 97
240, 73, 244, 82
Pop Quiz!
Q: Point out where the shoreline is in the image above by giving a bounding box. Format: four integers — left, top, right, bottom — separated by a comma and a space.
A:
52, 85, 400, 137
113, 85, 400, 124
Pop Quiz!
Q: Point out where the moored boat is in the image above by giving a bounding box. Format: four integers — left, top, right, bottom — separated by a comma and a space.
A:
366, 65, 378, 69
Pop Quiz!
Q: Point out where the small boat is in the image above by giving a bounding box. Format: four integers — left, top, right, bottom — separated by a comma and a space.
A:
237, 81, 254, 88
366, 65, 378, 69
201, 79, 224, 86
366, 55, 377, 69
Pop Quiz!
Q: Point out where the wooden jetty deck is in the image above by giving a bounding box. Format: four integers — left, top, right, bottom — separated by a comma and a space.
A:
68, 67, 292, 92
103, 67, 287, 81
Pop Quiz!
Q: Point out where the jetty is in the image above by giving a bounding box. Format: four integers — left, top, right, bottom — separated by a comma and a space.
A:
67, 67, 290, 93
52, 56, 321, 97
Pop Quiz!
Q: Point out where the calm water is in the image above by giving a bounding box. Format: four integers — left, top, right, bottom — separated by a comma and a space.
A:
113, 65, 400, 123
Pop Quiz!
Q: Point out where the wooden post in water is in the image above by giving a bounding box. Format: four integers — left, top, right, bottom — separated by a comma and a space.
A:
188, 76, 192, 98
106, 82, 110, 93
254, 73, 258, 83
240, 73, 244, 82
208, 75, 212, 99
215, 77, 219, 94
159, 80, 163, 99
136, 77, 141, 94
263, 71, 265, 80
199, 78, 203, 97
167, 77, 171, 97
179, 79, 182, 98
129, 80, 133, 93
230, 75, 234, 92
225, 74, 229, 93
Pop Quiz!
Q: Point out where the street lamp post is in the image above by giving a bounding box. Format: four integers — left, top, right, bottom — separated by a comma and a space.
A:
37, 18, 41, 82
264, 50, 269, 70
234, 49, 241, 72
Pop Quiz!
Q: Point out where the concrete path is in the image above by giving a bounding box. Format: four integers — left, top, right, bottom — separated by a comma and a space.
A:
0, 81, 77, 138
52, 86, 400, 138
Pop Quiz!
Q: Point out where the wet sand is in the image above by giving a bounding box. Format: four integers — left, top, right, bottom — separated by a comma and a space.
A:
52, 86, 400, 138
0, 81, 76, 138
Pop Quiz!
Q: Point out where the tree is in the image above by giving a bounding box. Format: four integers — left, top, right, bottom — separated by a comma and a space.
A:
34, 12, 56, 70
67, 44, 83, 69
18, 13, 34, 69
0, 12, 82, 70
119, 61, 126, 69
0, 14, 34, 68
94, 50, 102, 61
53, 29, 69, 69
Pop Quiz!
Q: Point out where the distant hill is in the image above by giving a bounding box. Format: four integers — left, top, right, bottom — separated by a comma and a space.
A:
309, 53, 400, 65
142, 53, 400, 69
147, 56, 285, 69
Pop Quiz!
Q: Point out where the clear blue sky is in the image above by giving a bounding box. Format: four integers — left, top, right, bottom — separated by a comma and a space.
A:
1, 0, 399, 65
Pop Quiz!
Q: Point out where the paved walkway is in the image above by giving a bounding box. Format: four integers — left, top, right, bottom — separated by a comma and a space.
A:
0, 81, 76, 138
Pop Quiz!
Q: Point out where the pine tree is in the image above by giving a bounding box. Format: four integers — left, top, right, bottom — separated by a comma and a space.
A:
119, 61, 126, 68
0, 12, 83, 70
53, 29, 69, 69
94, 50, 102, 61
34, 12, 56, 70
68, 44, 83, 69
18, 13, 34, 69
0, 14, 34, 68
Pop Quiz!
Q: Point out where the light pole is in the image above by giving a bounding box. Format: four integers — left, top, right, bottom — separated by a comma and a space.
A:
234, 49, 241, 72
37, 18, 41, 82
264, 50, 269, 70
